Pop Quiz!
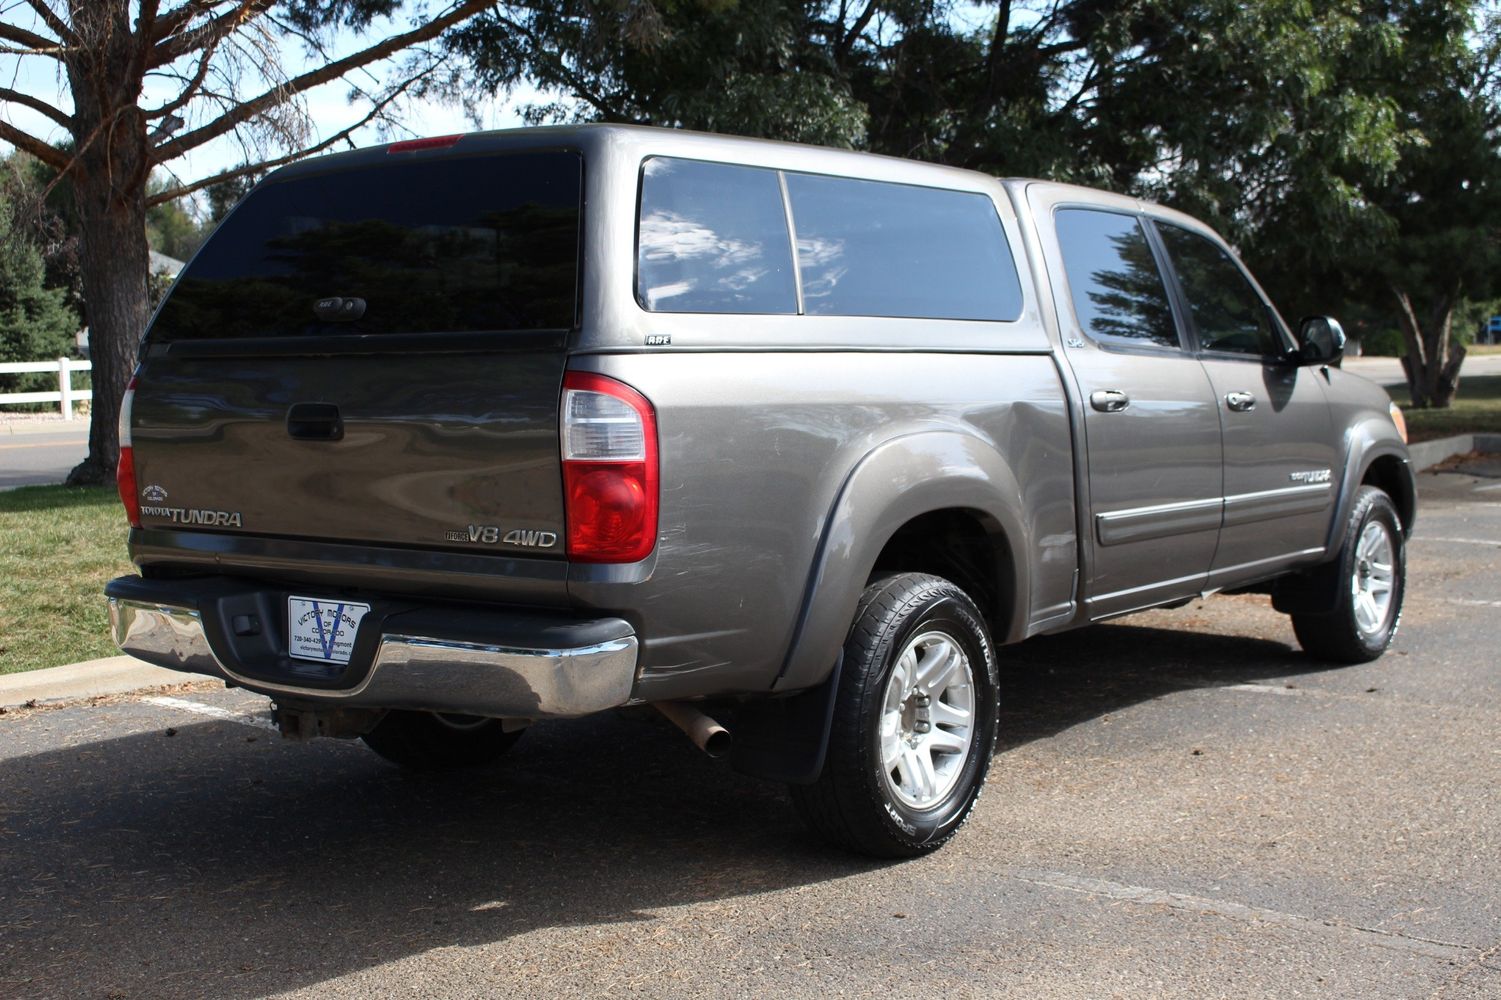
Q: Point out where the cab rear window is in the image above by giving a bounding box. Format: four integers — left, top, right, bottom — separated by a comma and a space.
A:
148, 151, 581, 341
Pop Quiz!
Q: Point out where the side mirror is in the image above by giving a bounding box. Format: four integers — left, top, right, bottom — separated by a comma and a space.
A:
1298, 316, 1346, 366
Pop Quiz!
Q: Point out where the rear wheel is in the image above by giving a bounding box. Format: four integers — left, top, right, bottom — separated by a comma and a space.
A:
1291, 486, 1405, 664
791, 573, 999, 858
361, 710, 523, 770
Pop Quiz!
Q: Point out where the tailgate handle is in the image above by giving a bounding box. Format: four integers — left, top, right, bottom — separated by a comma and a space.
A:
286, 402, 344, 441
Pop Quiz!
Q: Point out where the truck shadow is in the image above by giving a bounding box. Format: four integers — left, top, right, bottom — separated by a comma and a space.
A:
997, 618, 1319, 751
1, 619, 1327, 998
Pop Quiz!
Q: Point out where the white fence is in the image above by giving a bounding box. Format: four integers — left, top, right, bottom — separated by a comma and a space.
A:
0, 358, 93, 420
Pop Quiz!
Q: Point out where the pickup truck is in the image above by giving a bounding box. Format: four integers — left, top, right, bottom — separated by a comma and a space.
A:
107, 124, 1414, 858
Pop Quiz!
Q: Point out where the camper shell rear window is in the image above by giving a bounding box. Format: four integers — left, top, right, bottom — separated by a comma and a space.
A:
148, 150, 582, 342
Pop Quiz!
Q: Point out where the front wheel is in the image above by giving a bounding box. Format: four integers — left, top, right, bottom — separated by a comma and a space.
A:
790, 573, 1000, 858
1292, 486, 1406, 664
361, 710, 523, 770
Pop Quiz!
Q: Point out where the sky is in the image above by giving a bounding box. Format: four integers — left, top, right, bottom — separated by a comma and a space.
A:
0, 2, 539, 205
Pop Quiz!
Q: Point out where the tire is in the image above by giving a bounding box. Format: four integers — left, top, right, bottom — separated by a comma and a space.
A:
361, 710, 523, 770
790, 573, 1000, 858
1291, 486, 1406, 664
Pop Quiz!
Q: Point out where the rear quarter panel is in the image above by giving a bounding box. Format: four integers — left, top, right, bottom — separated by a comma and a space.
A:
568, 350, 1076, 702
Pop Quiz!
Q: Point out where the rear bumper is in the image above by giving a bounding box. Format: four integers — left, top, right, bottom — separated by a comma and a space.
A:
106, 576, 639, 718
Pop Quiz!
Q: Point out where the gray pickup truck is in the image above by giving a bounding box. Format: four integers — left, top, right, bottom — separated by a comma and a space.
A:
107, 125, 1414, 857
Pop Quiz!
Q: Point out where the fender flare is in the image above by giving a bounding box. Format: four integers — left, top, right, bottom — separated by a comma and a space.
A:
1327, 417, 1416, 554
771, 429, 1032, 695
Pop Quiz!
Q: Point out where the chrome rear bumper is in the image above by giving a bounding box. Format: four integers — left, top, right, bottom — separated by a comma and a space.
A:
108, 597, 639, 719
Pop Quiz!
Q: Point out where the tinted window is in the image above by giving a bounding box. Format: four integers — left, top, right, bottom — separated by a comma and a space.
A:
1055, 209, 1178, 349
785, 174, 1022, 320
150, 151, 581, 340
636, 158, 797, 313
1157, 224, 1281, 357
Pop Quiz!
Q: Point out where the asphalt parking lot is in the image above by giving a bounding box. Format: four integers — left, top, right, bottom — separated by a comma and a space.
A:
2, 467, 1498, 999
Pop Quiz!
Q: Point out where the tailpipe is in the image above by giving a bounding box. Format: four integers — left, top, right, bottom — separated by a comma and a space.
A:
654, 701, 732, 759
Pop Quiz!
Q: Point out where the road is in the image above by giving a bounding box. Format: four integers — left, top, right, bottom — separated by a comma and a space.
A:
1342, 353, 1501, 387
2, 470, 1500, 998
0, 426, 88, 489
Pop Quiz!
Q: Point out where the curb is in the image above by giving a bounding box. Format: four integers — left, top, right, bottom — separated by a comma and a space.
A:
0, 656, 188, 710
1409, 433, 1501, 472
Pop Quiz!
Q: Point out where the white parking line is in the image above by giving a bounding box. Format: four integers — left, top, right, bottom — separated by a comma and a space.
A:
1474, 482, 1501, 492
142, 695, 277, 732
1412, 536, 1501, 545
1450, 598, 1501, 608
1008, 868, 1480, 963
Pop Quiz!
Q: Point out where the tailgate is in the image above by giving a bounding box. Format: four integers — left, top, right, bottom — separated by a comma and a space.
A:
129, 145, 580, 555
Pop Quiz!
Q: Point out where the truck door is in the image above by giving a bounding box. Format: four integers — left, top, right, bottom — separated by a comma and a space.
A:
1150, 221, 1339, 587
1034, 197, 1224, 619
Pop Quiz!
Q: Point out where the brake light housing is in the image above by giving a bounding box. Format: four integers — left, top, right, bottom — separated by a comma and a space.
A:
561, 372, 659, 563
117, 374, 140, 527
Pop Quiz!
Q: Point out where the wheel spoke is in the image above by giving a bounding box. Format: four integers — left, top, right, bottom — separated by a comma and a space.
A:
929, 699, 971, 728
906, 746, 938, 801
916, 640, 960, 693
926, 727, 968, 754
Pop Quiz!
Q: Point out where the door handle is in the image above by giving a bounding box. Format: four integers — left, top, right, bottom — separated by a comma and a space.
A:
1225, 391, 1257, 412
1090, 389, 1130, 413
286, 401, 344, 441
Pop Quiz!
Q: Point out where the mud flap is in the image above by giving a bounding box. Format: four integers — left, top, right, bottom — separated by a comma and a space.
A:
1271, 561, 1341, 616
731, 655, 842, 785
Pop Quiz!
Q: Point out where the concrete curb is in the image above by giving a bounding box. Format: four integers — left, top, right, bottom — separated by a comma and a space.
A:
1409, 433, 1501, 472
0, 656, 188, 710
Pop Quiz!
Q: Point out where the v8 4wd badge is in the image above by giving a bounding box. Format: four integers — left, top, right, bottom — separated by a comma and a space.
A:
445, 525, 558, 548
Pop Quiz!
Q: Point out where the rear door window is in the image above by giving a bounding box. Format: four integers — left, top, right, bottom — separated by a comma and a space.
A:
636, 158, 798, 314
149, 150, 582, 341
783, 174, 1022, 321
1156, 224, 1285, 357
1055, 209, 1180, 350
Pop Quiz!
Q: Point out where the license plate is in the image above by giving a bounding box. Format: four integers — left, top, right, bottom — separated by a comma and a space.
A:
287, 597, 371, 664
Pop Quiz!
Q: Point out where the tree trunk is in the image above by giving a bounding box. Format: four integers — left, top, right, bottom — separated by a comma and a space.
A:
64, 0, 151, 486
1393, 287, 1465, 409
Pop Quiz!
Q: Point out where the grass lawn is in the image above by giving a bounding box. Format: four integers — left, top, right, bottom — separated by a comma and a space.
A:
1387, 374, 1501, 442
0, 485, 133, 675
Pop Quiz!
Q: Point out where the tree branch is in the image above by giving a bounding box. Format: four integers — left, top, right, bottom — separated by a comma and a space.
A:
490, 12, 625, 119
143, 31, 223, 118
150, 0, 496, 163
150, 0, 272, 69
0, 20, 64, 54
25, 0, 75, 45
146, 73, 422, 205
0, 86, 73, 129
838, 0, 878, 61
0, 120, 68, 169
149, 0, 221, 46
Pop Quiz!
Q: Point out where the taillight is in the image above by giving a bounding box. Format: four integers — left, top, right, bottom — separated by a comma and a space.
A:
561, 372, 658, 563
117, 374, 140, 527
386, 134, 462, 154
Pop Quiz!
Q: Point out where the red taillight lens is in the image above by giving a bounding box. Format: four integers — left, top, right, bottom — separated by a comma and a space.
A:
386, 134, 462, 154
117, 374, 140, 527
561, 372, 658, 563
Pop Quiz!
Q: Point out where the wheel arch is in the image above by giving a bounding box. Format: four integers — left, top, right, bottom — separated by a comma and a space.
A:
771, 430, 1032, 695
1360, 451, 1416, 538
1326, 414, 1416, 556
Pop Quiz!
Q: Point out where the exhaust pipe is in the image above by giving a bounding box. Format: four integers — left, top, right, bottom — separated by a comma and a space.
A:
654, 701, 732, 759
